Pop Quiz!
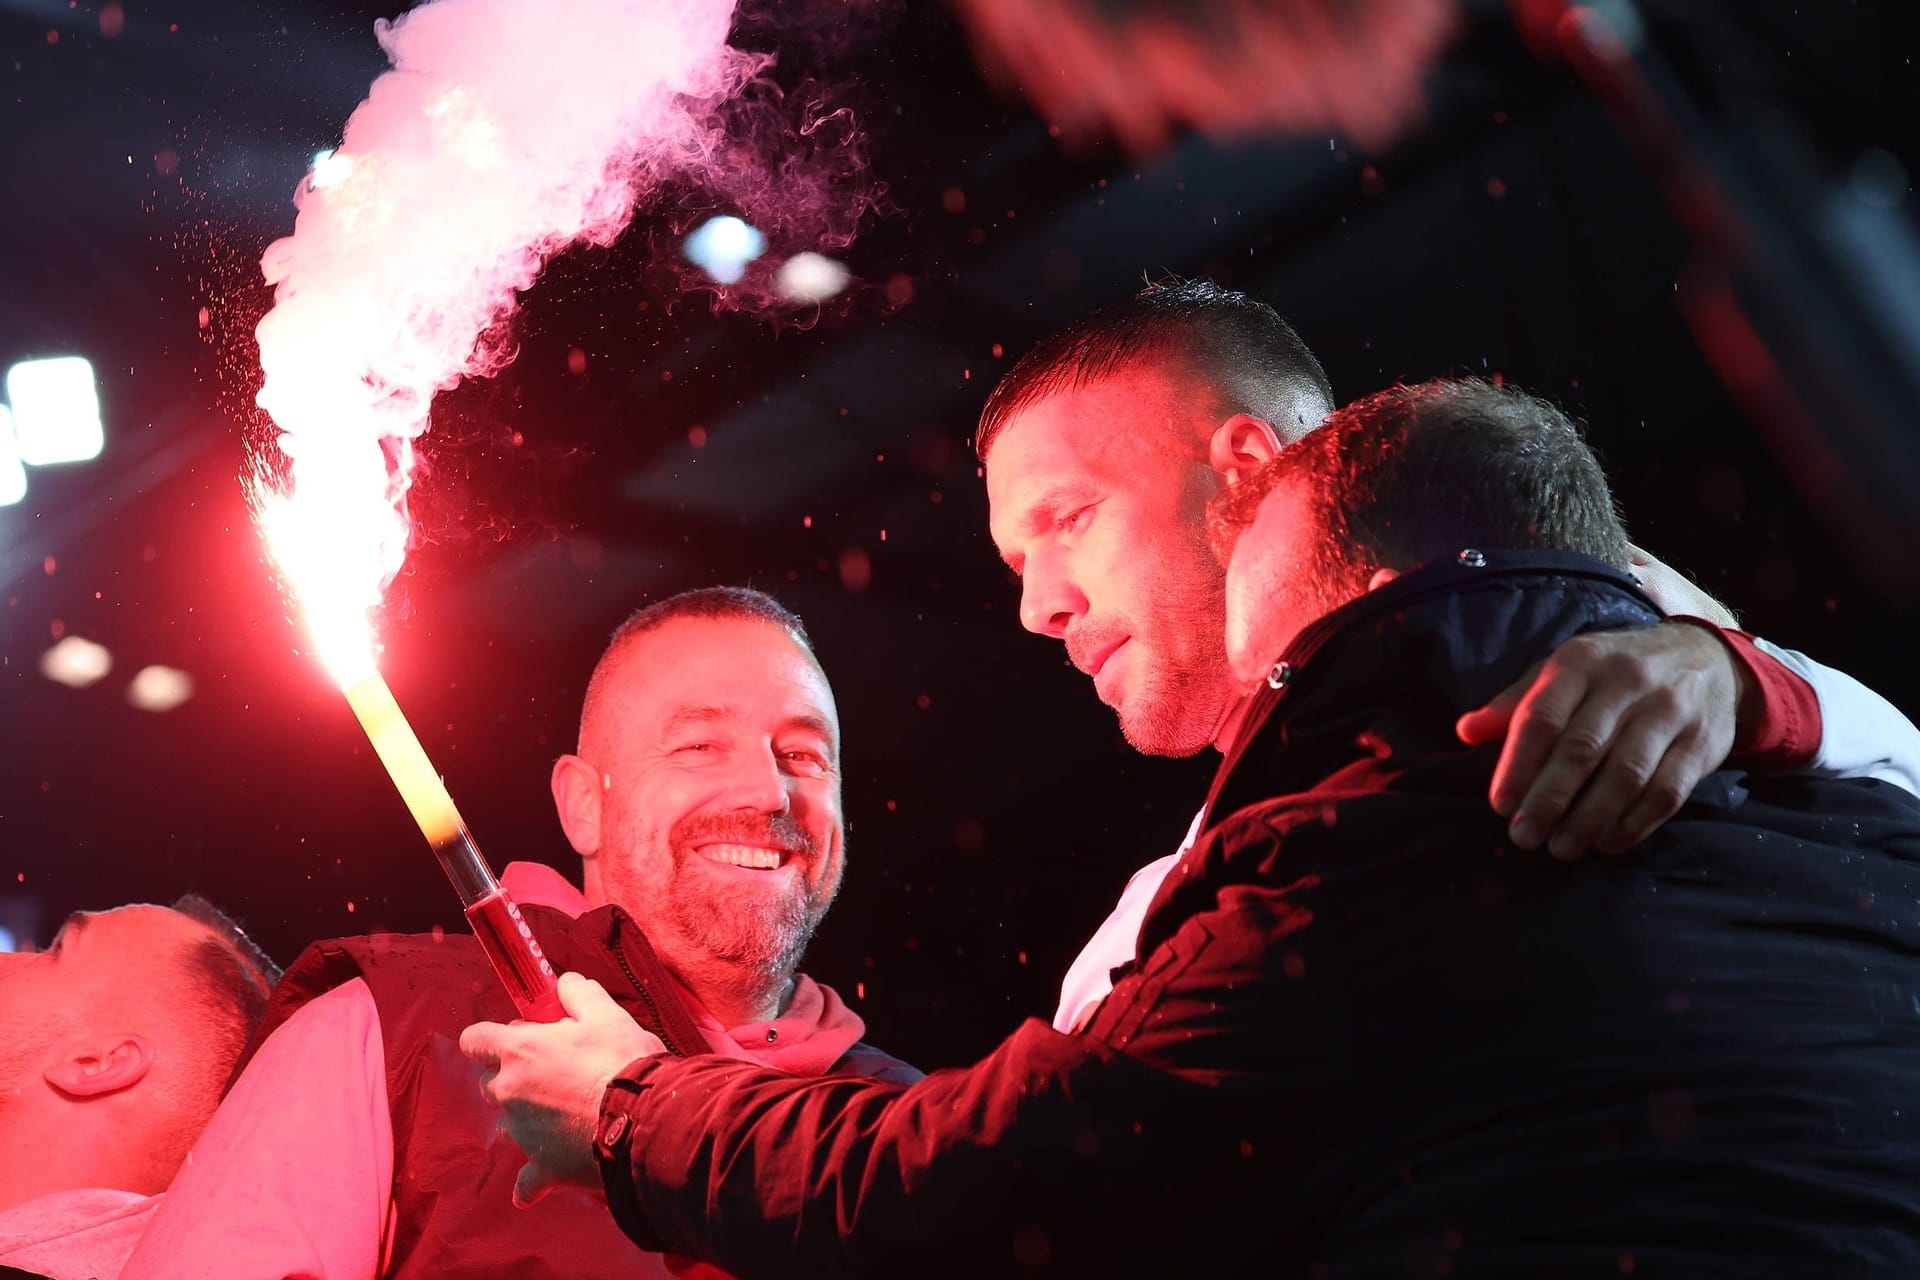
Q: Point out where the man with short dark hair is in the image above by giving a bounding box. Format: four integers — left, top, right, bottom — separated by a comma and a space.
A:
124, 586, 914, 1280
0, 897, 276, 1280
1209, 376, 1634, 683
470, 378, 1920, 1276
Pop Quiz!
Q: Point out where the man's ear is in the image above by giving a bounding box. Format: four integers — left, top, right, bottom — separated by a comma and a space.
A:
551, 754, 604, 859
1367, 567, 1400, 592
44, 1035, 152, 1099
1206, 414, 1286, 485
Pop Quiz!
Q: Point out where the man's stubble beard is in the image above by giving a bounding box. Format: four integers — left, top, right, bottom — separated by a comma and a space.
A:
0, 1011, 66, 1119
1114, 551, 1236, 758
601, 807, 843, 989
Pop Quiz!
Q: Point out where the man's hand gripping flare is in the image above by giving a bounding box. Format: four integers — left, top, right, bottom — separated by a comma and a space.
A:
460, 972, 666, 1207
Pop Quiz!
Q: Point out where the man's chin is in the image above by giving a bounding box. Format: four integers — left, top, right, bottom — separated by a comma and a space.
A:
1114, 677, 1237, 758
1116, 706, 1213, 758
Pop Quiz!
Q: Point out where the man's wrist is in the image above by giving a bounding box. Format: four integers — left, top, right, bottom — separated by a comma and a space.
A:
594, 1056, 669, 1246
1668, 616, 1820, 765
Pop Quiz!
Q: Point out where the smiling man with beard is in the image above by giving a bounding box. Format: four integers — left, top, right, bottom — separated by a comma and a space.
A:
122, 587, 916, 1280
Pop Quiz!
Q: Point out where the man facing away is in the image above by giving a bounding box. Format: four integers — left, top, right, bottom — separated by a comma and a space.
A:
0, 897, 276, 1280
123, 587, 916, 1280
470, 378, 1920, 1276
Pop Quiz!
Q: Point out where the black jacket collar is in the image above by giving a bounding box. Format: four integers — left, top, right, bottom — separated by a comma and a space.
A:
1202, 549, 1663, 826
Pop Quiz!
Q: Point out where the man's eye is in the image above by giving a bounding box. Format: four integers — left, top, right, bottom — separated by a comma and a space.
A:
1058, 505, 1093, 535
675, 742, 718, 754
782, 750, 830, 775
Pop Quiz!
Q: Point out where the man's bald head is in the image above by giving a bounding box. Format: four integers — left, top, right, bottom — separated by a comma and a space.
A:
578, 587, 816, 768
0, 896, 279, 1206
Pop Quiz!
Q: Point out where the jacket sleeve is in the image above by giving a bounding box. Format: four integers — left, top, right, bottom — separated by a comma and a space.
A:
120, 979, 395, 1280
595, 857, 1347, 1278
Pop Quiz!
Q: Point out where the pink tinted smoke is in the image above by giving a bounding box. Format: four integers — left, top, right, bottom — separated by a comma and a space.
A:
252, 0, 759, 618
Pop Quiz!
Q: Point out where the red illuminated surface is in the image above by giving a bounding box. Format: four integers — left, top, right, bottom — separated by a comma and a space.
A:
953, 0, 1461, 152
464, 889, 565, 1022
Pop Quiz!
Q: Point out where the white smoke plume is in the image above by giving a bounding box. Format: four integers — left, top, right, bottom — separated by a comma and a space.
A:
253, 0, 764, 640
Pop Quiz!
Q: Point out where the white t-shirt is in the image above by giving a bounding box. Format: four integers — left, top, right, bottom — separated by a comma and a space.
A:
1052, 812, 1203, 1034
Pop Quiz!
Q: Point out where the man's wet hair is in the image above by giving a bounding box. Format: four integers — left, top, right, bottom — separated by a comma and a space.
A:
170, 894, 280, 1100
976, 277, 1335, 459
1208, 378, 1631, 590
604, 585, 811, 654
579, 587, 814, 756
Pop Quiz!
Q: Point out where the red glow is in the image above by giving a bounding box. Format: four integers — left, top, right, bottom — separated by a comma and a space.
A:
465, 891, 564, 1021
255, 440, 407, 690
953, 0, 1462, 153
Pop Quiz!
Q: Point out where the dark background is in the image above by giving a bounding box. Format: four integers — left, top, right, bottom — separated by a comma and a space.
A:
1, 0, 1915, 1069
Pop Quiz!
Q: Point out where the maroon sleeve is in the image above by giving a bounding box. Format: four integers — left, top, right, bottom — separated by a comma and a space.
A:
591, 867, 1346, 1277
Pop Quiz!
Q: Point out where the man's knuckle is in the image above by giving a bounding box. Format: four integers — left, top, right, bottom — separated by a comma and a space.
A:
1649, 778, 1689, 813
1561, 635, 1604, 664
1532, 786, 1578, 816
1613, 753, 1660, 787
1644, 684, 1686, 717
1556, 731, 1606, 764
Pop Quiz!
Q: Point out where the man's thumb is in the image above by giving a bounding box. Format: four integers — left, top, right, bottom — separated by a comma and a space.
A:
557, 971, 614, 1019
1457, 680, 1523, 746
513, 1159, 558, 1209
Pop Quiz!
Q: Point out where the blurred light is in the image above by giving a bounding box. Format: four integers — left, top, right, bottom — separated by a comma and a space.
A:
41, 635, 113, 688
0, 405, 24, 507
6, 357, 103, 465
310, 149, 355, 189
127, 665, 195, 713
0, 925, 14, 954
1851, 148, 1910, 210
683, 215, 766, 285
775, 252, 852, 304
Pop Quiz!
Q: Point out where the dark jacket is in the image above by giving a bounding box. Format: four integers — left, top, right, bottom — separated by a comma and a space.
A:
595, 551, 1920, 1278
257, 900, 918, 1280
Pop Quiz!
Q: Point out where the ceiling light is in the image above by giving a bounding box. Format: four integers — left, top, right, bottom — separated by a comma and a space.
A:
40, 635, 112, 688
684, 215, 766, 285
6, 357, 103, 466
776, 253, 852, 304
0, 405, 24, 507
310, 149, 355, 189
127, 664, 195, 712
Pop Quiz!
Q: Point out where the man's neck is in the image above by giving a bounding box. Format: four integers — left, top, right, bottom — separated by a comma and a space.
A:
1211, 689, 1255, 755
672, 957, 796, 1028
0, 1112, 143, 1213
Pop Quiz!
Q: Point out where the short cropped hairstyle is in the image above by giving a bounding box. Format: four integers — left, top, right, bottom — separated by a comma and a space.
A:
976, 278, 1335, 458
1208, 378, 1631, 594
578, 587, 813, 757
170, 894, 280, 1101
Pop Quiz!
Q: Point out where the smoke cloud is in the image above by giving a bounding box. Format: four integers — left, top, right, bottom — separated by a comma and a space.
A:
253, 0, 851, 632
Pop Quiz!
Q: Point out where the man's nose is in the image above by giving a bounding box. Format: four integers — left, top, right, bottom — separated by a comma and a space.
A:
1018, 556, 1085, 640
725, 744, 794, 815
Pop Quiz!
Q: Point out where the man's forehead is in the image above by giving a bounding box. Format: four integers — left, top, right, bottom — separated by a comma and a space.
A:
619, 618, 837, 717
52, 903, 208, 959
